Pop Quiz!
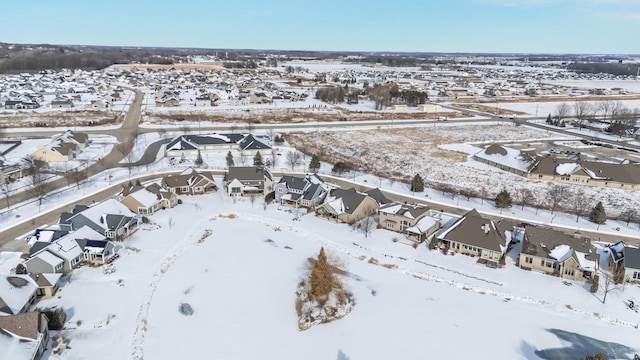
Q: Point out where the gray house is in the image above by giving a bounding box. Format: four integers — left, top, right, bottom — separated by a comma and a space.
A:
610, 241, 640, 283
274, 174, 328, 208
58, 199, 140, 240
225, 166, 273, 196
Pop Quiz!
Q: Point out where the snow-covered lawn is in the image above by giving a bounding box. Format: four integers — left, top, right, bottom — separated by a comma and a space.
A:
25, 188, 640, 360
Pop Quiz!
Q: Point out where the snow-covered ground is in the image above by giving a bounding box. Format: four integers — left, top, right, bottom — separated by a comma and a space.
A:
487, 100, 640, 117
18, 187, 640, 360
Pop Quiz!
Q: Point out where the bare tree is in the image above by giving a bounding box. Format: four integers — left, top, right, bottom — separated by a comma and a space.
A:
546, 184, 568, 214
555, 103, 570, 121
68, 167, 86, 190
571, 189, 591, 223
352, 205, 377, 238
286, 151, 302, 170
266, 129, 275, 142
193, 202, 201, 213
621, 208, 638, 226
168, 217, 174, 230
249, 195, 257, 208
479, 186, 489, 205
599, 270, 618, 304
229, 124, 238, 134
573, 101, 593, 126
245, 121, 256, 133
238, 154, 248, 166
598, 100, 614, 121
158, 128, 167, 138
516, 187, 534, 211
29, 162, 53, 209
1, 180, 13, 208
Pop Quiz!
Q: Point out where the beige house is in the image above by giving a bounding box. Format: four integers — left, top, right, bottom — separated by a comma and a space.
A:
528, 157, 640, 190
51, 130, 89, 150
163, 168, 217, 195
378, 202, 441, 243
316, 188, 379, 224
30, 141, 77, 162
436, 209, 509, 267
518, 227, 598, 282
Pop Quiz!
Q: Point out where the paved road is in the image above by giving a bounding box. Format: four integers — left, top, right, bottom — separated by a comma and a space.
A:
0, 91, 144, 210
119, 138, 172, 167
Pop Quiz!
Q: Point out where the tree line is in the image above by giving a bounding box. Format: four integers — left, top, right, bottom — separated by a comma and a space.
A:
568, 62, 640, 76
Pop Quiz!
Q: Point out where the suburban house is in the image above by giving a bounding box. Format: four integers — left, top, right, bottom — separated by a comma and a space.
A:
609, 241, 640, 283
274, 174, 328, 208
528, 156, 640, 190
50, 98, 74, 108
165, 133, 270, 158
472, 144, 537, 177
0, 312, 49, 360
51, 130, 89, 150
225, 166, 273, 196
0, 275, 38, 316
30, 130, 89, 163
120, 188, 164, 215
518, 227, 598, 281
29, 273, 62, 298
316, 188, 380, 224
145, 183, 179, 208
365, 188, 392, 206
436, 209, 509, 267
26, 229, 88, 274
195, 94, 214, 106
58, 199, 141, 241
162, 168, 217, 195
378, 202, 442, 243
30, 141, 77, 162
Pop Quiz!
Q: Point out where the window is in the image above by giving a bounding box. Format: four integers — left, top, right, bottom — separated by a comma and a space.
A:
525, 257, 533, 264
545, 261, 553, 268
55, 263, 63, 271
541, 260, 545, 266
139, 208, 148, 215
564, 268, 575, 276
106, 231, 116, 238
634, 271, 640, 280
387, 223, 394, 229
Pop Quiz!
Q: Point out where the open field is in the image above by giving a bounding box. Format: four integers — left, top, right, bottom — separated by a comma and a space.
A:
285, 124, 640, 216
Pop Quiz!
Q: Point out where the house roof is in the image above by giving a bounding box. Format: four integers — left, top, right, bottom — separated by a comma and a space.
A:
365, 188, 392, 205
238, 134, 270, 151
379, 202, 430, 220
437, 209, 506, 253
474, 144, 537, 173
0, 331, 41, 360
405, 216, 441, 235
127, 189, 160, 208
0, 275, 38, 316
66, 199, 137, 231
0, 312, 46, 340
531, 156, 640, 184
328, 188, 372, 215
29, 250, 63, 268
227, 166, 272, 182
29, 273, 62, 288
278, 175, 309, 191
163, 168, 216, 189
625, 246, 640, 270
520, 227, 598, 270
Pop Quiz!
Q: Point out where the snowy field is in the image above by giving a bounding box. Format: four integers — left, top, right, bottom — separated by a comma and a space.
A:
488, 100, 640, 117
285, 124, 640, 217
23, 188, 640, 360
544, 80, 640, 94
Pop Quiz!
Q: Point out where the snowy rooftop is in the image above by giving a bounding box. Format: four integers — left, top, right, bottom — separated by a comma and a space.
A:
129, 189, 160, 208
473, 144, 536, 173
0, 275, 38, 316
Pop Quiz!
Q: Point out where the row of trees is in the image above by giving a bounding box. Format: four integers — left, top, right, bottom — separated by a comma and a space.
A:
552, 101, 639, 136
493, 186, 608, 225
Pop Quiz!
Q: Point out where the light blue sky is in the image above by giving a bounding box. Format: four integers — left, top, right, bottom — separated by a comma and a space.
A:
2, 0, 639, 54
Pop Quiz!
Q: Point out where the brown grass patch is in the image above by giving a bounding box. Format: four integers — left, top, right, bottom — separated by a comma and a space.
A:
218, 213, 237, 219
368, 257, 379, 265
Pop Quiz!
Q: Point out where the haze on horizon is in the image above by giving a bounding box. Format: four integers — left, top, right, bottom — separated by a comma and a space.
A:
2, 0, 640, 54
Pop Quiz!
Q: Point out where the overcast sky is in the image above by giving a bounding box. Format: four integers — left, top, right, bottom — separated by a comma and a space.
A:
2, 0, 639, 54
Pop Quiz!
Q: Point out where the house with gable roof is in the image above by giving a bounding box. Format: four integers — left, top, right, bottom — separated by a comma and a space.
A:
518, 227, 598, 281
379, 202, 442, 243
0, 275, 39, 316
225, 166, 273, 196
165, 133, 270, 158
58, 199, 140, 241
472, 144, 537, 176
274, 174, 328, 208
162, 168, 217, 195
436, 209, 509, 267
316, 188, 380, 224
0, 312, 49, 360
609, 241, 640, 283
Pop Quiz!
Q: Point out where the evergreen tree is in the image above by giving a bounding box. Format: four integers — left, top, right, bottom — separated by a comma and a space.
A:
546, 114, 552, 124
310, 247, 334, 301
410, 173, 424, 192
253, 151, 263, 167
495, 189, 512, 208
225, 151, 234, 168
195, 150, 203, 166
15, 263, 27, 274
589, 201, 607, 224
309, 154, 321, 172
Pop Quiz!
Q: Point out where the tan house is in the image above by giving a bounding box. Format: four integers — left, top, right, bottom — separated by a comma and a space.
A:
472, 144, 537, 177
528, 157, 640, 190
518, 227, 598, 281
316, 188, 379, 224
436, 209, 508, 267
29, 273, 62, 298
120, 188, 164, 215
378, 202, 442, 243
163, 168, 217, 195
51, 130, 89, 150
0, 312, 49, 360
30, 141, 77, 162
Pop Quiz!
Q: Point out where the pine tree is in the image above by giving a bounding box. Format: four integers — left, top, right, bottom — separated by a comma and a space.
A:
589, 201, 607, 224
310, 247, 334, 301
309, 154, 321, 172
225, 151, 234, 168
253, 151, 263, 167
410, 173, 424, 192
15, 263, 27, 274
495, 189, 512, 208
195, 150, 203, 166
546, 114, 552, 124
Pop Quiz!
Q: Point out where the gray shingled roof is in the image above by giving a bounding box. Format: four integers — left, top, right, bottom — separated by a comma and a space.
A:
329, 188, 370, 214
625, 246, 640, 269
227, 166, 271, 182
521, 227, 596, 260
438, 209, 505, 252
365, 188, 391, 205
279, 175, 308, 191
